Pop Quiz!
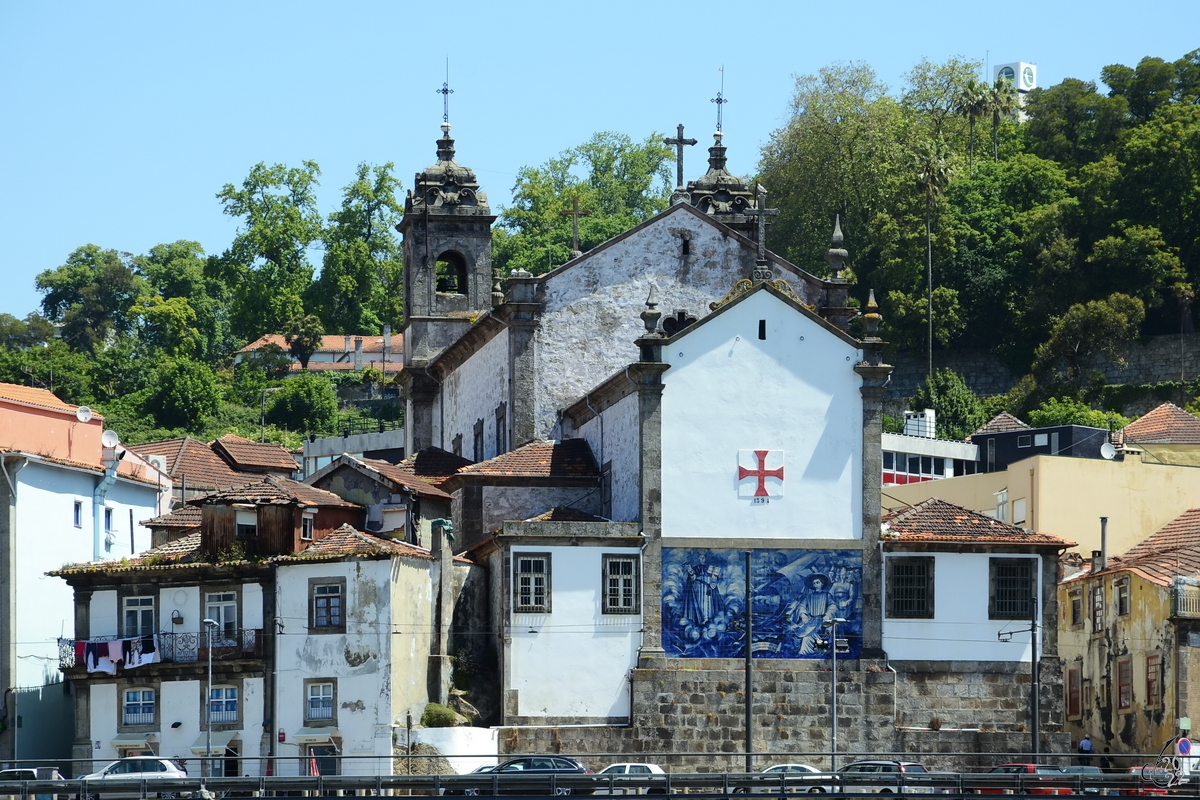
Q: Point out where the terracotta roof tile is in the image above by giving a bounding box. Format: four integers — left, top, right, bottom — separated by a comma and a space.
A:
213, 435, 299, 472
142, 505, 202, 528
143, 530, 202, 560
395, 448, 475, 483
355, 457, 453, 500
190, 475, 359, 508
971, 411, 1030, 439
457, 439, 599, 478
237, 334, 403, 356
131, 437, 246, 489
883, 497, 1074, 547
0, 382, 98, 416
279, 523, 434, 560
1077, 509, 1200, 587
524, 507, 609, 522
1119, 403, 1200, 445
1121, 508, 1200, 561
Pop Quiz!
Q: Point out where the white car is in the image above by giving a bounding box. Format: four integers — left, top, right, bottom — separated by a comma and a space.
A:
738, 764, 832, 794
595, 764, 667, 795
79, 758, 190, 799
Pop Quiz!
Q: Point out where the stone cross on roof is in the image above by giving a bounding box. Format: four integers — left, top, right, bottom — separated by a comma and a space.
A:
744, 185, 779, 279
559, 195, 592, 256
664, 124, 698, 191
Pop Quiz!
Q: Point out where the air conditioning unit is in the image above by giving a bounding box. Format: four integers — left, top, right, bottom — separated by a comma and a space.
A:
147, 454, 168, 472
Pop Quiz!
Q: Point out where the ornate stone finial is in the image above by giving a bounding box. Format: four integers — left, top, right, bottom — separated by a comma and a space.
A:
491, 267, 504, 308
826, 215, 848, 280
862, 288, 882, 339
707, 130, 728, 172
436, 129, 456, 163
641, 286, 662, 335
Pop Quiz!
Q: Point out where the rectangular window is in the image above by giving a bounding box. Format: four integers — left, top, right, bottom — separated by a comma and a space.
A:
205, 592, 238, 641
883, 452, 894, 470
602, 555, 640, 614
1070, 594, 1083, 626
123, 596, 155, 637
313, 583, 343, 629
1034, 433, 1049, 447
886, 557, 935, 619
1067, 667, 1081, 719
495, 403, 507, 455
1118, 657, 1132, 709
123, 689, 155, 726
236, 523, 257, 538
987, 439, 996, 472
306, 682, 334, 721
994, 489, 1009, 524
74, 500, 83, 528
1146, 654, 1161, 708
601, 461, 612, 520
933, 457, 945, 477
514, 553, 551, 613
907, 455, 920, 475
209, 686, 238, 724
301, 516, 314, 541
1092, 584, 1105, 630
1018, 435, 1032, 448
104, 507, 114, 532
452, 433, 463, 458
989, 558, 1036, 620
1116, 578, 1131, 617
473, 419, 484, 462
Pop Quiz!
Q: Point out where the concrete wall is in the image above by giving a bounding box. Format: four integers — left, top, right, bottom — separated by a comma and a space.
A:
883, 452, 1200, 556
481, 485, 601, 533
507, 543, 641, 719
577, 393, 640, 523
661, 291, 863, 541
883, 552, 1047, 662
442, 330, 510, 461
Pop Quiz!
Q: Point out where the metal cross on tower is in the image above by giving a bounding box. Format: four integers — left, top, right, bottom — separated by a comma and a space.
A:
436, 60, 453, 124
560, 195, 592, 255
711, 66, 728, 132
663, 124, 698, 190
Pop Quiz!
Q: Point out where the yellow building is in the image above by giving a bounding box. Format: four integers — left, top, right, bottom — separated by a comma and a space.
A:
883, 451, 1200, 558
1118, 402, 1200, 467
1057, 509, 1200, 761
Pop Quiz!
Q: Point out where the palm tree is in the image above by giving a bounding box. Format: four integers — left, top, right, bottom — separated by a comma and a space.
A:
913, 140, 954, 379
954, 79, 988, 175
986, 77, 1019, 162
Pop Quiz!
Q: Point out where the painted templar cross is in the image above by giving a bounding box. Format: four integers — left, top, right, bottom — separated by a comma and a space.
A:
560, 195, 592, 254
738, 449, 784, 497
664, 124, 698, 190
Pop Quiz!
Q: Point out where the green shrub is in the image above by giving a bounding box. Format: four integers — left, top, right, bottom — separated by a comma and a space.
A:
421, 702, 458, 728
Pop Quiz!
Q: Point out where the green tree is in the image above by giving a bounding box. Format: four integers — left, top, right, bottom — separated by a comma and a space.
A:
913, 138, 955, 376
493, 132, 672, 276
1027, 396, 1129, 429
0, 339, 95, 404
265, 371, 337, 433
985, 76, 1019, 163
909, 369, 987, 441
0, 313, 54, 349
1023, 79, 1129, 170
901, 56, 981, 143
136, 241, 233, 363
36, 245, 147, 353
1033, 293, 1146, 384
284, 314, 325, 369
311, 163, 404, 333
953, 78, 989, 175
143, 357, 222, 431
136, 295, 202, 358
217, 161, 324, 340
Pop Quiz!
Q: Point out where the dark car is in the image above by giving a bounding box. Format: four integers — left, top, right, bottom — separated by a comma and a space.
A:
976, 765, 1070, 796
444, 756, 595, 796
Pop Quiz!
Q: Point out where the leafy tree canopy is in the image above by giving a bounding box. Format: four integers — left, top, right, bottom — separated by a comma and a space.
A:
36, 245, 146, 353
1027, 396, 1129, 429
265, 370, 337, 433
1033, 293, 1146, 385
909, 368, 988, 441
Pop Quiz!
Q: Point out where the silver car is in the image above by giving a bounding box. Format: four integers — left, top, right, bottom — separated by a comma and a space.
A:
78, 758, 190, 800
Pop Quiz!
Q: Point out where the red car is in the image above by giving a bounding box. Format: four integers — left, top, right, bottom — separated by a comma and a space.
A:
975, 764, 1071, 796
1119, 766, 1168, 796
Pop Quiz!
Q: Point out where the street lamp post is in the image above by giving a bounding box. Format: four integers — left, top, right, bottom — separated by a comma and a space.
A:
202, 618, 219, 779
828, 617, 848, 770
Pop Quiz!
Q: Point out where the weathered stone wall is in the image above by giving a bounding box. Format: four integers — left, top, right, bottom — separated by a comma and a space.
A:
494, 661, 1070, 772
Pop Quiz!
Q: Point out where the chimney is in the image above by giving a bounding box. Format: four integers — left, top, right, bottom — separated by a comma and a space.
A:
1099, 517, 1108, 571
354, 337, 363, 370
344, 335, 351, 354
1091, 550, 1104, 574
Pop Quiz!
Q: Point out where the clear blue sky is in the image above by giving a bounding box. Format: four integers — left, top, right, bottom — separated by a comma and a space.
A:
1, 0, 1196, 320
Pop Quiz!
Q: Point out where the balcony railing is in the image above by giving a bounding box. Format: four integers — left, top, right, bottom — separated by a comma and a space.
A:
1173, 584, 1200, 618
122, 711, 154, 725
60, 628, 262, 670
209, 708, 239, 724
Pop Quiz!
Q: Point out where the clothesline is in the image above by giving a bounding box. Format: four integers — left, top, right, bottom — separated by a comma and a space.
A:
60, 635, 161, 674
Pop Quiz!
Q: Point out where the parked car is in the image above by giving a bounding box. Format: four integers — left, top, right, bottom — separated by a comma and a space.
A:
975, 765, 1070, 796
1060, 765, 1105, 794
738, 764, 831, 794
838, 761, 936, 794
78, 758, 190, 800
594, 764, 666, 795
1, 769, 67, 800
442, 756, 595, 796
1119, 767, 1169, 796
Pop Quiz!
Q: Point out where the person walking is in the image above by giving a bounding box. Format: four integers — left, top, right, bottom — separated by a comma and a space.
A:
1079, 734, 1095, 765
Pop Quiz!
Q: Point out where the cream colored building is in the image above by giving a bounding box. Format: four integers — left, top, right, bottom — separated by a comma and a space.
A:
883, 451, 1200, 557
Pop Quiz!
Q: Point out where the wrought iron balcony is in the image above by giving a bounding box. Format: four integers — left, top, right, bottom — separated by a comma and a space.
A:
59, 628, 263, 671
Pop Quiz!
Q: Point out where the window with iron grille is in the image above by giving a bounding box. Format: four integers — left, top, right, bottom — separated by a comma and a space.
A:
306, 681, 334, 721
123, 596, 155, 637
1118, 657, 1132, 710
209, 686, 238, 724
122, 689, 155, 726
602, 555, 639, 614
886, 557, 935, 619
1146, 654, 1161, 708
1092, 584, 1105, 630
989, 558, 1036, 619
514, 553, 551, 613
1116, 578, 1131, 617
1067, 667, 1081, 719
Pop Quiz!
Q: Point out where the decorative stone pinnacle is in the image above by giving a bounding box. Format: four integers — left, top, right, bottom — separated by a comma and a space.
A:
826, 214, 849, 280
862, 288, 883, 339
641, 286, 662, 335
436, 131, 456, 163
491, 267, 504, 308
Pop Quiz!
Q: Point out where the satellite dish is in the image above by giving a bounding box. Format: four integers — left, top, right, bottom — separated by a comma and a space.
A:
75, 406, 93, 423
101, 429, 121, 448
1100, 442, 1117, 460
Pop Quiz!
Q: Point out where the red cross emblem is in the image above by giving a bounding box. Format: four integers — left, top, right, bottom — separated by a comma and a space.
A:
738, 449, 784, 497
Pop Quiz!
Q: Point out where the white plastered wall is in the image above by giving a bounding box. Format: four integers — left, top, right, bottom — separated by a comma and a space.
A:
577, 392, 639, 522
441, 329, 510, 460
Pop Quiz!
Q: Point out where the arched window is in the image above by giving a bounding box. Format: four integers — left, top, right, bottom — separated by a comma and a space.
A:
435, 251, 468, 295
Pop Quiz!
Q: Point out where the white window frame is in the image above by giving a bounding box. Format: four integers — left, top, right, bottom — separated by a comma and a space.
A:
209, 685, 238, 724
205, 592, 238, 643
306, 681, 334, 721
123, 596, 155, 637
122, 688, 155, 726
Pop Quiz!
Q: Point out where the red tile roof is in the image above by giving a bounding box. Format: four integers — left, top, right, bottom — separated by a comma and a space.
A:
882, 497, 1074, 547
355, 457, 453, 500
395, 448, 475, 484
457, 439, 599, 478
189, 475, 359, 508
1077, 509, 1200, 587
237, 334, 403, 356
213, 435, 299, 472
971, 411, 1030, 439
142, 505, 202, 528
0, 383, 98, 416
1119, 403, 1200, 445
1121, 508, 1200, 561
523, 507, 609, 522
280, 524, 435, 561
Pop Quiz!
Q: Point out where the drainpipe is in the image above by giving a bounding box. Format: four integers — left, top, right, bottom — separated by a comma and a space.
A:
2, 456, 26, 763
93, 463, 119, 561
1099, 517, 1108, 572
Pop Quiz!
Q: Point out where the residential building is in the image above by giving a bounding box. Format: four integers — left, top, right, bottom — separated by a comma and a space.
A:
0, 383, 168, 765
131, 435, 298, 505
236, 333, 403, 376
1117, 402, 1200, 467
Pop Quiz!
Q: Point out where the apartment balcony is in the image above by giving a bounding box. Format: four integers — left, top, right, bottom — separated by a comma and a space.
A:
59, 629, 262, 671
1171, 584, 1200, 619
